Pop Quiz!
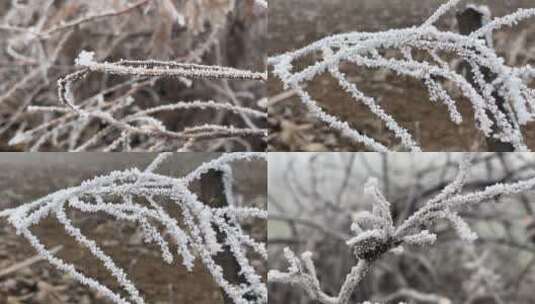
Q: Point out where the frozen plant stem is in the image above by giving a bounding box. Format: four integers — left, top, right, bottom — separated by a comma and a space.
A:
61, 54, 266, 112
2, 0, 268, 152
73, 56, 267, 81
269, 0, 535, 151
0, 153, 267, 304
34, 53, 269, 151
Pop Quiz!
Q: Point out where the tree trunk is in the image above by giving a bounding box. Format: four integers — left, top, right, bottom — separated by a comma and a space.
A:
200, 169, 244, 304
456, 6, 515, 152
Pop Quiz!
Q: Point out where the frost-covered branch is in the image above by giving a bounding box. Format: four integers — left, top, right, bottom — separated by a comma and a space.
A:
1, 0, 266, 152
0, 153, 267, 304
268, 249, 370, 304
7, 52, 267, 151
269, 154, 535, 304
269, 0, 535, 151
74, 53, 267, 81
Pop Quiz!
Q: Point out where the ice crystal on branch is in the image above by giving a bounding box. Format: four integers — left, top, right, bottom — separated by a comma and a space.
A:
15, 56, 267, 152
269, 0, 535, 151
0, 0, 267, 152
269, 153, 535, 304
0, 153, 267, 304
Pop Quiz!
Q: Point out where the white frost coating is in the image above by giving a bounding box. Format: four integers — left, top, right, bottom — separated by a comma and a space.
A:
270, 154, 535, 304
75, 50, 96, 66
269, 0, 535, 151
74, 56, 267, 81
8, 131, 31, 145
0, 153, 267, 304
402, 230, 437, 246
422, 0, 462, 27
471, 8, 535, 38
13, 54, 268, 151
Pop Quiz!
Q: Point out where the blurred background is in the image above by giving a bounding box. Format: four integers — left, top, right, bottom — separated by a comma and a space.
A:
269, 152, 535, 303
0, 153, 267, 304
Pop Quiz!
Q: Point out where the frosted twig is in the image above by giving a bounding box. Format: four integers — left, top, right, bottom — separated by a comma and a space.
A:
471, 8, 535, 38
422, 0, 462, 27
270, 154, 535, 304
269, 0, 535, 151
0, 153, 267, 304
2, 0, 266, 152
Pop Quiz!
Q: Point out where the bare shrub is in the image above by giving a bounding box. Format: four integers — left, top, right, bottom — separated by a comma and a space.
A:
0, 152, 267, 304
269, 0, 535, 151
0, 0, 267, 151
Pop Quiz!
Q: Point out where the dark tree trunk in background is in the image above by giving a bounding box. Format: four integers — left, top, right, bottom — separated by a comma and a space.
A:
200, 169, 250, 304
456, 6, 515, 152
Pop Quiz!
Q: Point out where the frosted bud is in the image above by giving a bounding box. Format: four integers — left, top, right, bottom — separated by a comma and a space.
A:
75, 50, 96, 66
